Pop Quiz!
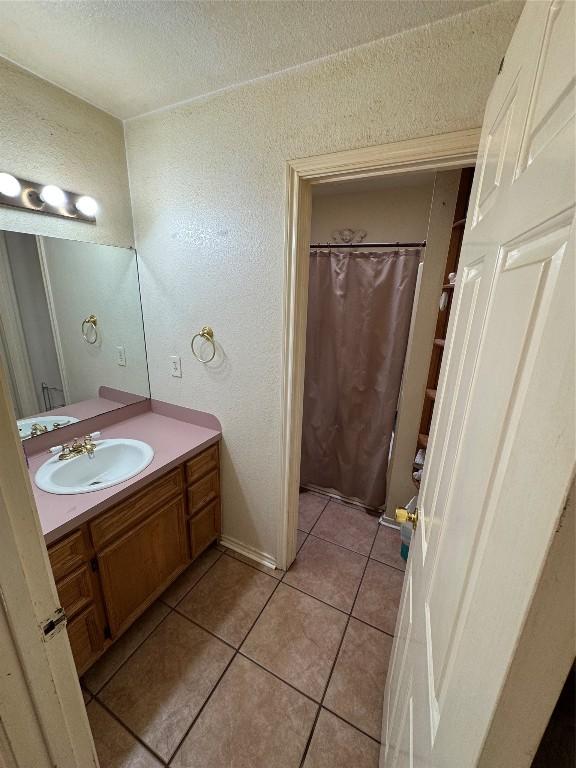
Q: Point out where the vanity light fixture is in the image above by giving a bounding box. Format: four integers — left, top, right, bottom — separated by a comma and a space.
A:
0, 172, 21, 197
75, 195, 98, 217
40, 184, 67, 208
0, 172, 98, 224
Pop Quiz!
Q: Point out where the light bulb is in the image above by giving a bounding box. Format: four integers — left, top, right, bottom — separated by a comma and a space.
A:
40, 185, 67, 207
75, 195, 98, 217
0, 173, 21, 197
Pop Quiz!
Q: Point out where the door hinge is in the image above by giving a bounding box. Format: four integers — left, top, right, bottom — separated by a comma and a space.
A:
41, 607, 67, 641
104, 625, 112, 640
90, 556, 98, 572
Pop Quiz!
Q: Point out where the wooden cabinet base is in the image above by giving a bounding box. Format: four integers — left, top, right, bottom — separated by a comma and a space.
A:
48, 442, 221, 676
98, 497, 189, 636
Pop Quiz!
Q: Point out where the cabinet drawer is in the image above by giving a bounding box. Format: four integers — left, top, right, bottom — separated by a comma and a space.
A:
91, 468, 183, 550
189, 500, 219, 559
97, 497, 188, 636
185, 444, 219, 484
187, 470, 219, 517
67, 604, 105, 674
48, 529, 89, 582
56, 564, 94, 620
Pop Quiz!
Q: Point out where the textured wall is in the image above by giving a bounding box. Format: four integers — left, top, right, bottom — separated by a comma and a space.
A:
125, 2, 522, 561
311, 181, 435, 244
0, 58, 134, 247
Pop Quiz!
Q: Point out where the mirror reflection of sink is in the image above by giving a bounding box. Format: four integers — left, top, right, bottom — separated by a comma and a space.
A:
34, 438, 154, 495
18, 415, 79, 440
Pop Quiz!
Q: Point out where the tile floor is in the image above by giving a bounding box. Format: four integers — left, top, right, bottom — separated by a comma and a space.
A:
82, 489, 406, 767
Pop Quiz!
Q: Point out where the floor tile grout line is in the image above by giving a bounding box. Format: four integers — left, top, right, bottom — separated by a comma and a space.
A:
85, 607, 174, 697
278, 575, 354, 615
299, 527, 377, 767
321, 705, 382, 745
91, 695, 170, 766
166, 575, 285, 765
369, 558, 406, 574
298, 704, 322, 768
236, 650, 322, 706
305, 528, 379, 558
301, 529, 375, 558
166, 649, 238, 766
298, 526, 406, 573
171, 606, 239, 652
162, 546, 225, 610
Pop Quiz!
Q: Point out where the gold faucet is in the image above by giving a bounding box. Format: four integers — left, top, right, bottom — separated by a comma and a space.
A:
56, 433, 100, 461
30, 423, 49, 437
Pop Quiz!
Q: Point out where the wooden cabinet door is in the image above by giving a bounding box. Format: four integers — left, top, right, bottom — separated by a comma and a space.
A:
97, 497, 188, 636
67, 604, 106, 675
190, 500, 219, 558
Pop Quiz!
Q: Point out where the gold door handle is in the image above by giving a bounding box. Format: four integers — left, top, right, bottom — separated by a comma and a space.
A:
395, 507, 418, 530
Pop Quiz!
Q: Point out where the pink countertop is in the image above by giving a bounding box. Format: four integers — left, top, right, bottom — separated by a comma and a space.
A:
38, 396, 126, 421
29, 409, 221, 545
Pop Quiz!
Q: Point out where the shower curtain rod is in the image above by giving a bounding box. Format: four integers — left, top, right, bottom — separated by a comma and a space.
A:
310, 240, 426, 249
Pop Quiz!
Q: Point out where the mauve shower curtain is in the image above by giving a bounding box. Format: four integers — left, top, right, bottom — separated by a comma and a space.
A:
300, 249, 420, 508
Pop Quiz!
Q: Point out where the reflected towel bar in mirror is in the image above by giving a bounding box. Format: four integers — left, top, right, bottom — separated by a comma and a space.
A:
81, 314, 98, 344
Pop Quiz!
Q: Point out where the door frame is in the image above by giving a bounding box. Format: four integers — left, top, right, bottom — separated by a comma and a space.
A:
278, 127, 480, 571
0, 354, 98, 765
36, 235, 72, 405
0, 231, 41, 417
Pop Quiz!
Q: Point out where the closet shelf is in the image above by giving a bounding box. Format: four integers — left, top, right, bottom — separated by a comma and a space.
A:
425, 388, 437, 401
418, 433, 429, 449
452, 218, 466, 229
443, 283, 455, 290
433, 338, 445, 348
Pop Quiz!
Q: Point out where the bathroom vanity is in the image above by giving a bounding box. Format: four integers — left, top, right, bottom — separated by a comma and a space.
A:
23, 397, 223, 676
45, 440, 220, 674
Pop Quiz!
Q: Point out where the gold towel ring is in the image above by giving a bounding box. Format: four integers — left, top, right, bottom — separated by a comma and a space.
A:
191, 326, 216, 363
81, 314, 98, 344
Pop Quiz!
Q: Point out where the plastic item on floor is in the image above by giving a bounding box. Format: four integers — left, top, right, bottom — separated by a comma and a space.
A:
400, 495, 418, 562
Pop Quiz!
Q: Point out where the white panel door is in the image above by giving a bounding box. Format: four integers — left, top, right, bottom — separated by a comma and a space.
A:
382, 2, 575, 766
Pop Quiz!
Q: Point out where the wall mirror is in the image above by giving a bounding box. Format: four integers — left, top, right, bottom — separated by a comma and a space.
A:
0, 230, 150, 441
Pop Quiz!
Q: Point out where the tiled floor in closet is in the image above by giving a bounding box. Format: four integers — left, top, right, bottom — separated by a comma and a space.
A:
82, 488, 406, 768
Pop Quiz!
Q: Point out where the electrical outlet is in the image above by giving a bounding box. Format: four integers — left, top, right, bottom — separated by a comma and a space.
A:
116, 345, 126, 367
170, 355, 182, 378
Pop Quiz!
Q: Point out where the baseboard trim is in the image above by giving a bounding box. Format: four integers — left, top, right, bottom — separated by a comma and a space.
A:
219, 535, 278, 571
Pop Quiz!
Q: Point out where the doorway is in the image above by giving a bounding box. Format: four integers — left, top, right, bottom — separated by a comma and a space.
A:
279, 128, 481, 574
281, 159, 475, 751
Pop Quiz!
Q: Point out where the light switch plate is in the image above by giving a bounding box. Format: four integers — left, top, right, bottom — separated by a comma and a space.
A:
170, 355, 182, 377
116, 345, 126, 366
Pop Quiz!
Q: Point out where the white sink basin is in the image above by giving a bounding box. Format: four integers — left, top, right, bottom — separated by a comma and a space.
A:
18, 415, 79, 439
35, 438, 154, 495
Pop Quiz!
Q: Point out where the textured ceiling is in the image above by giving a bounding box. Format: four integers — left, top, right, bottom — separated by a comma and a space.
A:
0, 0, 494, 119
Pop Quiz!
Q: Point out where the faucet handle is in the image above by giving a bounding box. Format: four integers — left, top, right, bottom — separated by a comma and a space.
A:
49, 444, 64, 455
89, 432, 101, 439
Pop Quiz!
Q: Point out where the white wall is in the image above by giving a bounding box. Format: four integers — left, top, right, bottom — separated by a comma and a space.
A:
125, 3, 522, 562
0, 57, 134, 248
41, 238, 149, 403
311, 180, 435, 244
